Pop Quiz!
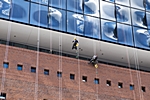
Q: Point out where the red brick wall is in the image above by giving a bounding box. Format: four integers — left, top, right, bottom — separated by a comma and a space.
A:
0, 44, 149, 100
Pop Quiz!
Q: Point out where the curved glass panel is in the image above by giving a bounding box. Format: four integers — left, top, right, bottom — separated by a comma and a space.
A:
67, 12, 84, 35
67, 0, 83, 13
133, 27, 150, 49
102, 0, 114, 3
117, 23, 133, 46
31, 0, 48, 5
130, 0, 145, 10
84, 0, 100, 17
146, 12, 150, 29
10, 0, 29, 23
115, 0, 129, 6
115, 5, 131, 24
49, 0, 66, 9
101, 19, 117, 43
48, 7, 66, 31
30, 3, 48, 28
145, 0, 150, 11
101, 1, 116, 21
0, 0, 11, 19
131, 9, 147, 28
84, 15, 100, 39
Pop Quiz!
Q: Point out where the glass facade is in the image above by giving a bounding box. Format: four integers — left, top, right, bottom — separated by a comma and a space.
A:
1, 0, 150, 50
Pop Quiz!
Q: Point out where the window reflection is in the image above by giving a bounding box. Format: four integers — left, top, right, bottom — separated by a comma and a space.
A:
101, 1, 116, 21
117, 23, 133, 46
101, 19, 117, 43
131, 9, 147, 28
48, 7, 66, 31
145, 0, 150, 11
30, 3, 48, 27
146, 12, 150, 29
115, 5, 131, 24
84, 0, 100, 17
10, 0, 29, 23
67, 12, 84, 35
115, 0, 130, 6
84, 15, 100, 39
102, 0, 114, 2
0, 0, 11, 19
133, 27, 150, 49
131, 0, 145, 10
67, 0, 83, 13
31, 0, 48, 5
49, 0, 66, 9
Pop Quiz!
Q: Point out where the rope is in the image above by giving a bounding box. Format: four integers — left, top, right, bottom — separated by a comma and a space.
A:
34, 3, 41, 100
0, 0, 12, 96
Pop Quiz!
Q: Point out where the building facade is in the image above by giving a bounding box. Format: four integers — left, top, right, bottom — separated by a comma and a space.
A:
0, 0, 150, 100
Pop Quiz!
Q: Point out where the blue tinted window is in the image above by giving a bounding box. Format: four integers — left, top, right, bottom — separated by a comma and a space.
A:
131, 0, 145, 10
131, 9, 147, 28
133, 27, 150, 50
101, 19, 117, 43
67, 11, 84, 35
115, 5, 131, 25
117, 23, 133, 46
115, 0, 130, 6
31, 67, 36, 73
10, 0, 29, 23
0, 0, 11, 19
50, 0, 66, 9
57, 71, 62, 77
3, 62, 8, 68
31, 0, 48, 5
146, 12, 150, 29
67, 0, 83, 13
30, 3, 48, 28
94, 78, 99, 84
101, 1, 116, 21
44, 69, 49, 75
17, 65, 22, 71
70, 74, 75, 80
84, 0, 100, 17
48, 7, 66, 31
130, 84, 134, 90
146, 0, 150, 11
84, 15, 100, 39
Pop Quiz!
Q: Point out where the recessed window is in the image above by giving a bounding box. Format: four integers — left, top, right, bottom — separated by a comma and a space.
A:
0, 92, 6, 100
70, 74, 75, 80
130, 84, 134, 90
31, 67, 36, 73
44, 69, 49, 75
118, 82, 123, 88
57, 71, 62, 77
3, 62, 9, 68
17, 65, 23, 71
141, 86, 146, 92
94, 78, 99, 84
106, 80, 111, 86
82, 76, 87, 82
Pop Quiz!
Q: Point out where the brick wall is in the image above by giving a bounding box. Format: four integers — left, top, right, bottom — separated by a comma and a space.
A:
0, 44, 149, 100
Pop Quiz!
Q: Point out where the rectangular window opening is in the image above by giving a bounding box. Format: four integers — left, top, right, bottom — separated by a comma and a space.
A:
82, 76, 87, 82
0, 92, 6, 100
70, 74, 75, 80
31, 67, 36, 73
118, 82, 123, 88
130, 84, 134, 90
3, 62, 9, 68
106, 80, 111, 86
141, 86, 146, 92
94, 78, 99, 84
44, 69, 49, 75
17, 64, 23, 71
57, 71, 62, 77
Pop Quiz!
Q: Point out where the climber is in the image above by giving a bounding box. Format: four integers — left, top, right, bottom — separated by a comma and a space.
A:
72, 38, 79, 50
